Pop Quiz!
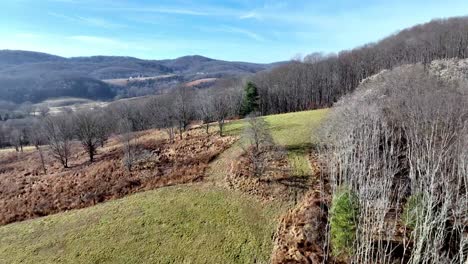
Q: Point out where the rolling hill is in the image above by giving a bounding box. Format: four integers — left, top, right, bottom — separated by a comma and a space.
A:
0, 50, 277, 104
0, 109, 328, 263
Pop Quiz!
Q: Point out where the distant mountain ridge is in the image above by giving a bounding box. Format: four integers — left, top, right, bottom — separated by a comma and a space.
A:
0, 50, 65, 66
0, 50, 277, 103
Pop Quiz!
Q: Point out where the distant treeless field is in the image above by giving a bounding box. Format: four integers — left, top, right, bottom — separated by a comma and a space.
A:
102, 74, 176, 86
184, 78, 217, 87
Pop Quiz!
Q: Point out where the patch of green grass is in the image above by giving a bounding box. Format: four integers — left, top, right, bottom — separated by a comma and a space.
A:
224, 119, 246, 136
0, 186, 284, 264
264, 109, 328, 146
265, 110, 328, 177
330, 186, 359, 258
225, 109, 329, 177
402, 193, 425, 229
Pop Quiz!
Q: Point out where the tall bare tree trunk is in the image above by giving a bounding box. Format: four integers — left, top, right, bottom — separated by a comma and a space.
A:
37, 146, 46, 174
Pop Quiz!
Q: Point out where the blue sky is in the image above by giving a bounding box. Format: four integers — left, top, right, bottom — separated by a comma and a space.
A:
0, 0, 467, 63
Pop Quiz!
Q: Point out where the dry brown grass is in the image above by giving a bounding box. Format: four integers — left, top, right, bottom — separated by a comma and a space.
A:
184, 78, 217, 87
102, 74, 176, 86
0, 128, 235, 225
270, 153, 333, 264
0, 146, 35, 153
227, 146, 313, 203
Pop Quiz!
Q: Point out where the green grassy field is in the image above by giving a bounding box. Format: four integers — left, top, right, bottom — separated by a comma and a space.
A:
225, 109, 329, 177
0, 109, 328, 264
0, 186, 283, 264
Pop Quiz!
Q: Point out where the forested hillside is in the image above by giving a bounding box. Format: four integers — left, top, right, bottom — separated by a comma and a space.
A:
252, 16, 468, 114
0, 52, 273, 103
3, 17, 468, 110
1, 9, 468, 263
313, 59, 468, 263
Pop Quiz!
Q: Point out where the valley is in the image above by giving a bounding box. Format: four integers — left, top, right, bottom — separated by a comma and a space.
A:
0, 7, 467, 263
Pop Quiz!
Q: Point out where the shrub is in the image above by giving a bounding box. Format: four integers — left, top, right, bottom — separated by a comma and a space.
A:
330, 186, 359, 258
402, 193, 424, 229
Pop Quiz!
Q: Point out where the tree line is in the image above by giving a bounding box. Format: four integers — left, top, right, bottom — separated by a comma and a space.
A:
319, 65, 468, 263
3, 17, 467, 125
252, 16, 468, 115
0, 78, 260, 171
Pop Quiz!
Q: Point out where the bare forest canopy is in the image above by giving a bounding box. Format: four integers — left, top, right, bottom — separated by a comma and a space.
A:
251, 16, 468, 115
0, 78, 244, 149
0, 51, 278, 104
315, 59, 468, 263
2, 16, 468, 115
2, 16, 468, 149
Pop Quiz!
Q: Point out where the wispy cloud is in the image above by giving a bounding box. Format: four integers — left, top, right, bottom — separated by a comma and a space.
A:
7, 0, 467, 63
15, 33, 41, 39
118, 6, 210, 16
240, 12, 261, 20
49, 12, 127, 29
47, 0, 77, 3
77, 16, 126, 28
221, 26, 265, 41
100, 4, 244, 18
199, 25, 265, 42
46, 0, 112, 4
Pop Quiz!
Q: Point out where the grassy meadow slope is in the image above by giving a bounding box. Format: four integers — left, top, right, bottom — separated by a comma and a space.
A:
0, 186, 284, 264
225, 109, 329, 177
0, 109, 327, 263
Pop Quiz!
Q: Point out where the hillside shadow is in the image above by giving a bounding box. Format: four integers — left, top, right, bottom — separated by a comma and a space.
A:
284, 142, 315, 152
224, 126, 243, 136
261, 175, 310, 190
267, 123, 302, 133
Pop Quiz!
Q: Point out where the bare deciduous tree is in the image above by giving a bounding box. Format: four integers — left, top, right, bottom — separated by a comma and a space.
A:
243, 113, 275, 177
157, 95, 178, 143
195, 90, 214, 134
209, 79, 243, 136
19, 101, 34, 116
36, 105, 50, 118
211, 90, 231, 137
118, 119, 137, 171
0, 123, 7, 148
73, 110, 103, 162
8, 128, 22, 152
173, 86, 194, 139
244, 113, 273, 153
252, 17, 468, 116
43, 115, 74, 168
319, 65, 468, 263
28, 121, 47, 174
95, 109, 114, 148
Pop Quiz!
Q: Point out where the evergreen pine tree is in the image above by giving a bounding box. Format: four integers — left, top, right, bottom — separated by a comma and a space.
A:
241, 81, 259, 116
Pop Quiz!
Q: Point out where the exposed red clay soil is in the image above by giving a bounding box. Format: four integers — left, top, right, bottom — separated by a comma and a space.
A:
0, 129, 235, 225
